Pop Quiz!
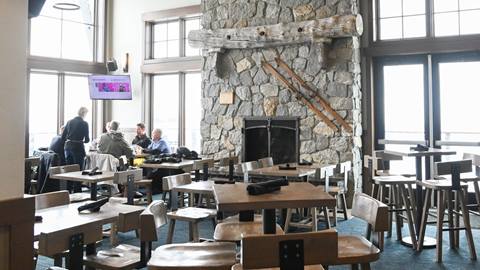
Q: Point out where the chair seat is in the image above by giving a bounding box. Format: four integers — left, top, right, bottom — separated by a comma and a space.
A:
148, 242, 237, 270
84, 244, 141, 270
69, 192, 91, 203
214, 221, 284, 242
335, 235, 380, 265
231, 264, 325, 270
417, 179, 468, 190
373, 175, 416, 185
168, 207, 217, 222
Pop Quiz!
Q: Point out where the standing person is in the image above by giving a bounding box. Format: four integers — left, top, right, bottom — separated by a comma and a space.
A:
132, 123, 151, 149
62, 107, 90, 192
49, 125, 66, 165
144, 128, 171, 155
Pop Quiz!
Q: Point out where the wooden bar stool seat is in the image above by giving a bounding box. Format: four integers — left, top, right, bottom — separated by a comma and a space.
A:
337, 235, 380, 265
372, 175, 417, 248
214, 221, 284, 242
147, 242, 237, 270
83, 244, 141, 270
167, 207, 217, 243
417, 160, 477, 262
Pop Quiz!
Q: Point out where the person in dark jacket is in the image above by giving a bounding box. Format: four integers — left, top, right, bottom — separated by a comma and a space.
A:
98, 121, 133, 159
49, 125, 66, 165
132, 122, 151, 149
62, 107, 90, 192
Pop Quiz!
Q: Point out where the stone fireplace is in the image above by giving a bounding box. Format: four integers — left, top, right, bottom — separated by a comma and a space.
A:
199, 0, 363, 192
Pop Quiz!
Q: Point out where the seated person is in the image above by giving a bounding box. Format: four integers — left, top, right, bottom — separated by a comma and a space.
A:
144, 128, 171, 155
48, 125, 66, 165
97, 121, 133, 159
132, 122, 151, 149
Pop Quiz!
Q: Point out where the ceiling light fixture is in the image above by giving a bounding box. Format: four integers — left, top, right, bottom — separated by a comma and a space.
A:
53, 2, 80, 11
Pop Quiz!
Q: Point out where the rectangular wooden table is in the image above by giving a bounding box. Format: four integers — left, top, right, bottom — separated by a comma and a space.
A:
383, 148, 456, 247
35, 201, 144, 270
248, 164, 317, 181
213, 182, 336, 234
50, 171, 115, 200
140, 160, 195, 171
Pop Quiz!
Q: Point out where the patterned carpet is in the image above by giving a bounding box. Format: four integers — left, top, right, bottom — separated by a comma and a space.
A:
37, 210, 480, 270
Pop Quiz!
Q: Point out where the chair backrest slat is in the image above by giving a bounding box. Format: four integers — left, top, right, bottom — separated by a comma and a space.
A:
34, 190, 70, 210
139, 201, 168, 242
351, 193, 388, 232
435, 159, 472, 176
240, 161, 259, 173
258, 157, 274, 168
241, 230, 338, 269
162, 173, 192, 190
49, 164, 80, 176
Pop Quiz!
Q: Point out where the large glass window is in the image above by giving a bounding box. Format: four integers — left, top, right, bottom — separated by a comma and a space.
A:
152, 16, 201, 59
30, 0, 104, 62
64, 75, 93, 134
29, 73, 59, 154
378, 0, 426, 40
185, 73, 202, 152
153, 74, 180, 149
434, 0, 480, 36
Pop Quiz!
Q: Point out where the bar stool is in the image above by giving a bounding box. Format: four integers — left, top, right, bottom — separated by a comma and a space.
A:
372, 175, 417, 249
462, 153, 480, 215
417, 160, 477, 262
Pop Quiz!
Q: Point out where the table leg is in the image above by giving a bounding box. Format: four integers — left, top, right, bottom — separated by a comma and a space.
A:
239, 211, 254, 221
127, 175, 135, 205
85, 242, 96, 270
171, 190, 178, 210
90, 183, 97, 201
68, 233, 84, 270
263, 209, 276, 234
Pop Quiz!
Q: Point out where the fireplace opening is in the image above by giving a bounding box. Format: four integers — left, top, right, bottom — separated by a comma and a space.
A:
242, 117, 299, 164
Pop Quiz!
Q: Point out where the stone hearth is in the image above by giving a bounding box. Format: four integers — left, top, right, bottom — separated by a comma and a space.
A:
199, 0, 362, 191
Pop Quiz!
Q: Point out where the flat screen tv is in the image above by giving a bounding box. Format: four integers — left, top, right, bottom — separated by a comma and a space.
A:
88, 75, 132, 100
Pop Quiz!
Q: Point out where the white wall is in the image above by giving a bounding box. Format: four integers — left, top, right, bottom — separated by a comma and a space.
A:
0, 0, 28, 200
109, 0, 200, 142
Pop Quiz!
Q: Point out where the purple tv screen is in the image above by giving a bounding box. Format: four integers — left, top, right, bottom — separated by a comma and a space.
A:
88, 75, 132, 100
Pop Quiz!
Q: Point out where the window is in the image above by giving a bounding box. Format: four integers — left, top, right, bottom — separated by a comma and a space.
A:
374, 0, 480, 41
378, 0, 426, 40
151, 15, 201, 59
152, 74, 180, 149
28, 71, 95, 155
151, 72, 202, 152
30, 0, 105, 62
29, 73, 59, 154
434, 0, 480, 36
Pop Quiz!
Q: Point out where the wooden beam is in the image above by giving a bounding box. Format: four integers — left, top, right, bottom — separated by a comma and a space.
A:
261, 61, 338, 132
275, 57, 353, 133
189, 14, 363, 50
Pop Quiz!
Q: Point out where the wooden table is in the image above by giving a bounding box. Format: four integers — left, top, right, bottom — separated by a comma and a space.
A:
383, 148, 456, 247
35, 201, 144, 270
50, 171, 115, 200
213, 182, 335, 234
140, 159, 195, 171
248, 164, 317, 181
173, 180, 214, 207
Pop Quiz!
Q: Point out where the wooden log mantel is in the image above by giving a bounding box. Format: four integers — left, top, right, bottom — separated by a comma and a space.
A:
188, 14, 363, 50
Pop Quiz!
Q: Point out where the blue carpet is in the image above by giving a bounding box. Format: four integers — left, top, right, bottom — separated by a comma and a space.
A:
36, 211, 480, 269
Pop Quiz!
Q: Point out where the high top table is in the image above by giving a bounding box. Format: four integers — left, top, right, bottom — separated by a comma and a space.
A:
213, 182, 336, 234
383, 148, 456, 247
247, 163, 319, 181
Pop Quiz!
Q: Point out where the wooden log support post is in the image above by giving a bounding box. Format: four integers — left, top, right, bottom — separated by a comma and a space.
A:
188, 14, 363, 50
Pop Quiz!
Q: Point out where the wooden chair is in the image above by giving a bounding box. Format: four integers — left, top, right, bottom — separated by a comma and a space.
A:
164, 173, 217, 243
111, 169, 152, 205
258, 157, 274, 168
326, 193, 388, 269
215, 155, 240, 181
148, 242, 237, 270
232, 230, 338, 270
461, 153, 480, 215
33, 191, 70, 267
417, 160, 477, 262
84, 200, 168, 269
214, 220, 284, 242
192, 158, 215, 181
284, 165, 335, 231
